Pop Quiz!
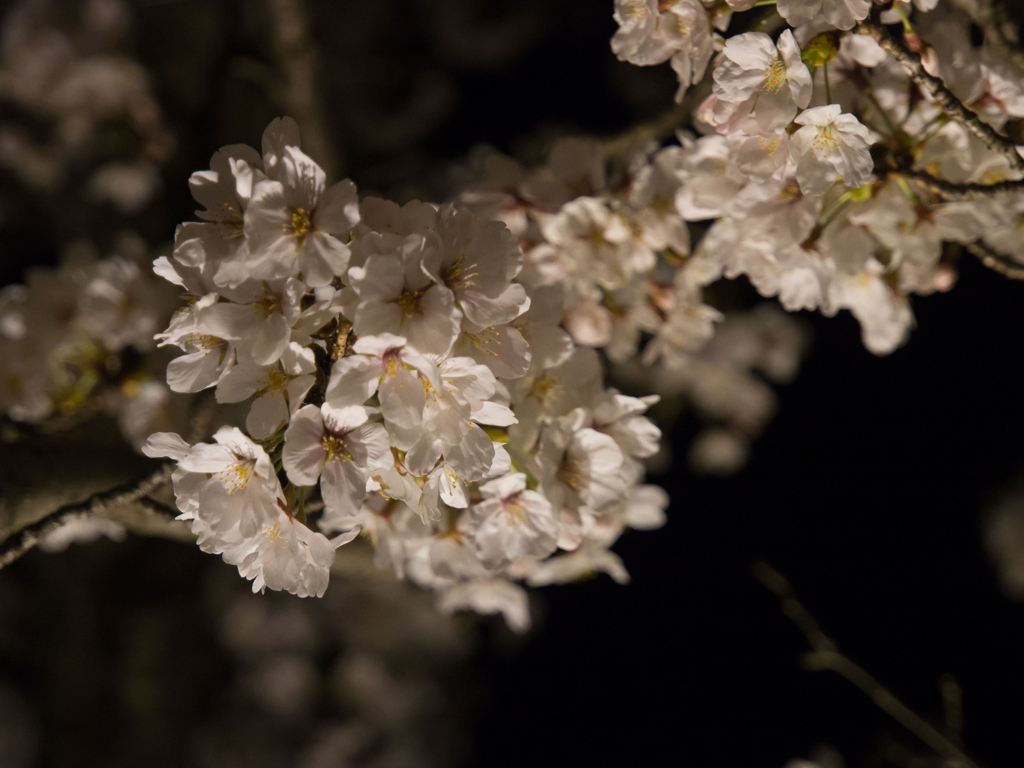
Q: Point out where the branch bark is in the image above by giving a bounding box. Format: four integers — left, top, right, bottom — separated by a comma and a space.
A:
753, 561, 982, 768
0, 463, 176, 570
855, 18, 1024, 174
899, 168, 1024, 200
964, 241, 1024, 280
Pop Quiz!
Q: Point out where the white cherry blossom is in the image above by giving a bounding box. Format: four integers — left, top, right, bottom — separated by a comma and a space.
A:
344, 234, 461, 358
215, 341, 316, 439
241, 147, 359, 288
142, 427, 284, 544
282, 403, 392, 521
791, 105, 874, 196
233, 505, 353, 598
777, 0, 870, 30
711, 31, 812, 132
462, 472, 558, 571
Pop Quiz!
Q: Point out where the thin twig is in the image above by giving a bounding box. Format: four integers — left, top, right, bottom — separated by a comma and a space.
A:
899, 169, 1024, 200
940, 673, 964, 747
600, 72, 710, 159
964, 241, 1024, 280
0, 463, 175, 570
752, 561, 982, 768
855, 19, 1024, 174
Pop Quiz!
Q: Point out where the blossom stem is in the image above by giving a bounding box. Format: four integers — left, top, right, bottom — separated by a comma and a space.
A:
296, 486, 307, 526
753, 561, 982, 768
963, 241, 1024, 281
507, 448, 539, 490
861, 87, 897, 136
894, 3, 914, 34
823, 62, 832, 105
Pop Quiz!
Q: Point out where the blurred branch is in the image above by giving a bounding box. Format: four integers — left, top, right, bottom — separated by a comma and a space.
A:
601, 78, 709, 159
855, 18, 1024, 174
0, 463, 175, 570
963, 241, 1024, 280
752, 561, 982, 768
265, 0, 342, 178
940, 673, 964, 747
899, 168, 1024, 200
602, 101, 691, 159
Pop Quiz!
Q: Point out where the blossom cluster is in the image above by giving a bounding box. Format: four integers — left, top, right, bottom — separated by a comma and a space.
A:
601, 0, 1024, 354
0, 234, 179, 447
454, 135, 811, 469
144, 118, 667, 627
105, 0, 1024, 624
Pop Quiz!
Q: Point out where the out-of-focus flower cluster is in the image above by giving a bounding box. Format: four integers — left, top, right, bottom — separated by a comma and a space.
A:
143, 118, 668, 627
0, 0, 173, 215
200, 578, 475, 768
0, 233, 180, 448
0, 542, 476, 768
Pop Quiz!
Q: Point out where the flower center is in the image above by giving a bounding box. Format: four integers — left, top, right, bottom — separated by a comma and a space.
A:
322, 434, 353, 462
216, 460, 253, 494
441, 258, 477, 291
251, 292, 281, 318
557, 457, 584, 491
622, 0, 650, 19
812, 123, 842, 158
221, 202, 244, 236
261, 369, 288, 395
530, 375, 564, 404
777, 183, 800, 202
284, 207, 314, 247
382, 349, 404, 378
263, 521, 289, 547
504, 497, 527, 525
394, 288, 424, 321
186, 333, 221, 350
761, 57, 787, 95
463, 327, 501, 359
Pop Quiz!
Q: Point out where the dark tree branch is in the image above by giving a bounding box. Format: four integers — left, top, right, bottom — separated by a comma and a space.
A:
855, 19, 1024, 174
753, 561, 982, 768
964, 241, 1024, 280
900, 168, 1024, 200
0, 463, 176, 570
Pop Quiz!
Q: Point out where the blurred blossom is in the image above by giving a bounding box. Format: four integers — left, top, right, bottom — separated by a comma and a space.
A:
688, 427, 750, 476
38, 517, 126, 552
985, 481, 1024, 600
0, 0, 172, 204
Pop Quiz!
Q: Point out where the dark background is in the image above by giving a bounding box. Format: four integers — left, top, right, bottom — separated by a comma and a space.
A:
2, 1, 1023, 766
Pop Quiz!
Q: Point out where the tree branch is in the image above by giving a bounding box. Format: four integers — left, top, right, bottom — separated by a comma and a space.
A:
752, 561, 982, 768
964, 241, 1024, 280
0, 463, 176, 570
899, 168, 1024, 200
855, 18, 1024, 174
